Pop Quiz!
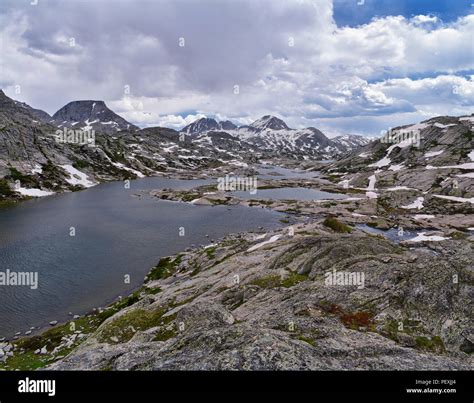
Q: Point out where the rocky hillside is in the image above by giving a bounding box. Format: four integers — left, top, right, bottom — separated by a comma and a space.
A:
40, 220, 472, 370
0, 91, 375, 203
0, 92, 260, 202
331, 134, 372, 155
323, 115, 473, 214
12, 99, 52, 123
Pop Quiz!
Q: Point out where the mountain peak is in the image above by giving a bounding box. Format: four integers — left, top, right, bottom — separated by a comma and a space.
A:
51, 100, 138, 134
52, 100, 108, 120
219, 120, 237, 130
249, 115, 289, 131
181, 117, 237, 134
181, 117, 219, 134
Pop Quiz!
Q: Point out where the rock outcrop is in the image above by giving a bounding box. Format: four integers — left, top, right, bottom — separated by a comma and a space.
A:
47, 222, 473, 370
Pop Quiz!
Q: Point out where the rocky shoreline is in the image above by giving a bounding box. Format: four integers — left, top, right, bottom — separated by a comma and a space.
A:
146, 173, 474, 240
2, 164, 472, 370
46, 219, 473, 370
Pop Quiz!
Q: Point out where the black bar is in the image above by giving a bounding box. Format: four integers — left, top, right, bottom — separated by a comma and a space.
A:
0, 371, 471, 401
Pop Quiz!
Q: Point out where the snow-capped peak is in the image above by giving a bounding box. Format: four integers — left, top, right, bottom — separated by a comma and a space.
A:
249, 115, 289, 131
181, 118, 237, 135
51, 100, 138, 134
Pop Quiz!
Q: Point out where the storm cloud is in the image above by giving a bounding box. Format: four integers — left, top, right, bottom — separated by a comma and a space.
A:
1, 0, 473, 136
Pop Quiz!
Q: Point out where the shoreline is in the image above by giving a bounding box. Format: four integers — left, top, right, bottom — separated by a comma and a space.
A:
1, 212, 472, 370
1, 163, 472, 370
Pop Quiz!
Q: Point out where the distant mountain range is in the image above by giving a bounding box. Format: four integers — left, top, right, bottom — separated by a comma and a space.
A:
181, 115, 371, 160
2, 89, 470, 201
14, 93, 371, 160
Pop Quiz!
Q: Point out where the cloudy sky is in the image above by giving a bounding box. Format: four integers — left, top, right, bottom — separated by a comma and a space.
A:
1, 0, 473, 137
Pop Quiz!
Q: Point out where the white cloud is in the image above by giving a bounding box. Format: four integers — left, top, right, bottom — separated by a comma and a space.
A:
411, 15, 439, 25
0, 0, 472, 136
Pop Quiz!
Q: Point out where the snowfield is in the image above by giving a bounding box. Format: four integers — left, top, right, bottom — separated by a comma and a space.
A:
16, 187, 55, 197
61, 165, 96, 188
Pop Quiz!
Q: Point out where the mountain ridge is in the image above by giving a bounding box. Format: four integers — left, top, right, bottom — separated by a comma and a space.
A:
1, 90, 470, 204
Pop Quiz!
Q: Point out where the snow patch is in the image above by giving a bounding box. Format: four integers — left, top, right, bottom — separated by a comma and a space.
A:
408, 232, 449, 242
358, 152, 371, 158
247, 235, 281, 252
351, 213, 366, 217
385, 186, 414, 191
414, 214, 435, 220
433, 123, 456, 129
426, 163, 474, 170
456, 172, 474, 178
401, 197, 424, 210
424, 150, 444, 158
110, 162, 145, 178
367, 175, 376, 191
388, 164, 405, 171
369, 156, 391, 168
433, 195, 474, 204
31, 165, 43, 175
16, 187, 54, 197
365, 174, 378, 199
61, 165, 96, 188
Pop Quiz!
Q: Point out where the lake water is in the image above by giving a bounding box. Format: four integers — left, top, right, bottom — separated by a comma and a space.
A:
232, 187, 348, 201
0, 176, 285, 338
255, 165, 320, 180
355, 224, 433, 242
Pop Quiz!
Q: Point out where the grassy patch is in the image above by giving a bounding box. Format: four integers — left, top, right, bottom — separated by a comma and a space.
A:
449, 231, 468, 240
72, 159, 90, 169
205, 246, 216, 260
415, 336, 446, 353
0, 315, 105, 371
297, 335, 317, 347
98, 306, 176, 344
7, 167, 39, 188
0, 179, 14, 197
152, 327, 177, 342
250, 275, 282, 288
323, 217, 352, 233
178, 192, 200, 202
146, 255, 182, 282
381, 318, 426, 341
0, 283, 163, 370
280, 272, 308, 288
250, 272, 307, 289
